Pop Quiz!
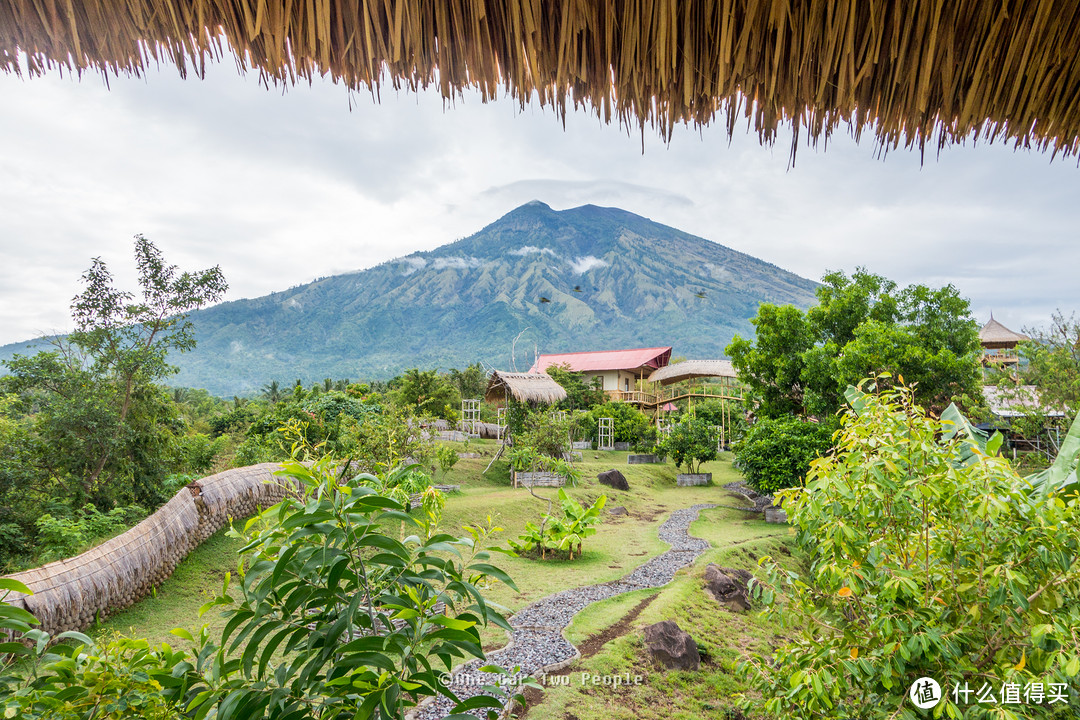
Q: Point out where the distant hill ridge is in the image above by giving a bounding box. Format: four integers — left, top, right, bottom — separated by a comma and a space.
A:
0, 202, 818, 395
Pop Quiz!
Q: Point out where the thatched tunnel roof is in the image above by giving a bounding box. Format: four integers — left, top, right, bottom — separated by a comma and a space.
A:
1, 463, 298, 636
648, 359, 737, 386
485, 370, 567, 405
2, 1, 1080, 157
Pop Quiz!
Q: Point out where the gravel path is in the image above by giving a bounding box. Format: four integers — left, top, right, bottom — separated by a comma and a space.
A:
413, 503, 717, 720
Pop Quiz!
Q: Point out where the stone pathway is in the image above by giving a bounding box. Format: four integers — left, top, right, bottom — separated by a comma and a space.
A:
413, 503, 717, 720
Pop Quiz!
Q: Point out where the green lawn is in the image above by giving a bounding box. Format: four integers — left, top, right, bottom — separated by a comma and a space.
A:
529, 507, 799, 720
88, 440, 800, 720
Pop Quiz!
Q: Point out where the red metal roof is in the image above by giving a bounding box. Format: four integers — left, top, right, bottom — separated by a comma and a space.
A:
529, 347, 673, 374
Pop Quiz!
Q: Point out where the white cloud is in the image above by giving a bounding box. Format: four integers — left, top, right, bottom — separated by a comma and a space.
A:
0, 63, 1078, 344
570, 256, 608, 273
431, 256, 485, 270
509, 246, 557, 256
400, 257, 427, 275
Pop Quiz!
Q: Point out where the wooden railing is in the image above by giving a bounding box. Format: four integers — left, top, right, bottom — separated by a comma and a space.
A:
611, 383, 745, 408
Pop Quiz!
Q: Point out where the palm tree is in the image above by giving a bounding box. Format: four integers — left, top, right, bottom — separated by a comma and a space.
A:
262, 380, 283, 404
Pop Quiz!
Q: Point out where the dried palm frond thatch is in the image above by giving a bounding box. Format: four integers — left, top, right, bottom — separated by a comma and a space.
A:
979, 317, 1031, 348
649, 359, 737, 386
486, 370, 567, 405
1, 1, 1079, 158
1, 463, 298, 636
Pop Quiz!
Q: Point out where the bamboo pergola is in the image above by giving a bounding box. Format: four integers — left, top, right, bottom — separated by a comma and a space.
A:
2, 1, 1080, 158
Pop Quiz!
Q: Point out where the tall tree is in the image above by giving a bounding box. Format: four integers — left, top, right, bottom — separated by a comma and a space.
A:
729, 270, 982, 419
1020, 310, 1080, 418
2, 236, 227, 502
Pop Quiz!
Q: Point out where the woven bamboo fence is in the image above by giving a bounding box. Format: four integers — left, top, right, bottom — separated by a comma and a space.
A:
1, 463, 298, 636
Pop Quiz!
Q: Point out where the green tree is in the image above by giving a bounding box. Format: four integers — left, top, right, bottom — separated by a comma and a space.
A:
1020, 310, 1080, 418
589, 402, 652, 445
727, 304, 814, 417
447, 362, 489, 400
733, 416, 836, 494
729, 269, 982, 419
742, 383, 1080, 719
2, 237, 226, 503
395, 368, 461, 420
546, 364, 607, 410
659, 417, 717, 474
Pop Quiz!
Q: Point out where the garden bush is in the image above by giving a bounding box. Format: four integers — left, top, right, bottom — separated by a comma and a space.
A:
741, 383, 1080, 719
659, 417, 717, 474
0, 456, 525, 720
734, 416, 837, 494
589, 402, 652, 446
507, 489, 606, 560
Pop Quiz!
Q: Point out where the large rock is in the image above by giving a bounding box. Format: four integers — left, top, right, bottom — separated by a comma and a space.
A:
704, 564, 754, 612
597, 469, 630, 491
643, 620, 700, 671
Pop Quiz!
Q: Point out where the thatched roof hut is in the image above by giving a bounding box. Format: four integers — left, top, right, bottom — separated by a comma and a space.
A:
485, 371, 567, 405
2, 1, 1079, 157
648, 359, 737, 386
979, 317, 1030, 349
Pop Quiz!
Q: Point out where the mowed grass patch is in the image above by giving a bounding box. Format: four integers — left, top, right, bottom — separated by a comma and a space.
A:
527, 512, 800, 720
89, 526, 247, 647
80, 447, 753, 658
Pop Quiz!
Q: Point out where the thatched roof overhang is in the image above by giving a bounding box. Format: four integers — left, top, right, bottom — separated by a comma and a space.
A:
485, 370, 567, 405
648, 359, 737, 386
2, 1, 1079, 157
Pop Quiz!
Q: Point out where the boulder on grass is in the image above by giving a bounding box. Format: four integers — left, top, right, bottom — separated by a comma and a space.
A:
643, 620, 699, 671
704, 564, 754, 612
598, 469, 630, 491
608, 505, 628, 516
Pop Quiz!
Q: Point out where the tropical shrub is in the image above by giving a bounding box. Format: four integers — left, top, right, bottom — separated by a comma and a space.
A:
35, 503, 146, 563
0, 583, 197, 720
0, 457, 525, 720
659, 417, 717, 474
341, 405, 434, 473
508, 490, 606, 560
518, 410, 572, 459
741, 383, 1080, 719
630, 425, 664, 455
546, 364, 607, 410
507, 446, 540, 473
174, 432, 225, 474
435, 443, 460, 480
589, 402, 652, 445
734, 416, 837, 494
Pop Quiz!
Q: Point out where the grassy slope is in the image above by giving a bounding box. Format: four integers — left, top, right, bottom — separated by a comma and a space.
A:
89, 440, 800, 720
530, 509, 799, 720
93, 441, 747, 646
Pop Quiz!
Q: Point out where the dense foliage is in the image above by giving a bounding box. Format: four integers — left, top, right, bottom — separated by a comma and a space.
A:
659, 417, 717, 474
743, 383, 1080, 719
0, 238, 226, 570
1018, 311, 1080, 419
546, 365, 607, 410
728, 269, 983, 419
573, 402, 653, 447
734, 416, 837, 494
0, 458, 524, 720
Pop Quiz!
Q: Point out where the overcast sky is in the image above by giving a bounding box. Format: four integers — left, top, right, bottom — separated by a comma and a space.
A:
1, 60, 1077, 346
